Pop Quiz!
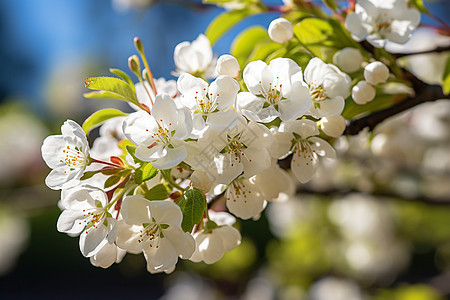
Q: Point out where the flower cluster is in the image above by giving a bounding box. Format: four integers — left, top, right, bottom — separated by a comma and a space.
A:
42, 0, 423, 272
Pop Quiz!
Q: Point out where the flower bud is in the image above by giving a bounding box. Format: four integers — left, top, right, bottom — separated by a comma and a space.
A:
216, 54, 240, 78
268, 18, 293, 44
134, 37, 145, 55
364, 61, 389, 85
332, 47, 363, 73
352, 81, 375, 105
128, 55, 141, 76
320, 115, 346, 137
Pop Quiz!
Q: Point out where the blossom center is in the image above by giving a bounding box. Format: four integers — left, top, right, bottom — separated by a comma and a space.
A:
222, 133, 247, 155
138, 222, 168, 248
309, 83, 327, 109
259, 77, 283, 105
149, 123, 171, 146
83, 207, 107, 233
61, 145, 87, 170
195, 90, 219, 114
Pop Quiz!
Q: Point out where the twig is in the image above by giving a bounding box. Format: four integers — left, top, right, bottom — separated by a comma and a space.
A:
391, 45, 450, 58
344, 84, 446, 135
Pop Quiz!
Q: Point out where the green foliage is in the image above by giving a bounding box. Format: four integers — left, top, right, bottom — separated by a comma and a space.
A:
231, 26, 270, 66
82, 108, 128, 134
178, 188, 206, 233
206, 8, 259, 46
109, 68, 136, 93
84, 76, 138, 106
144, 183, 170, 200
125, 145, 159, 184
374, 284, 443, 300
342, 91, 405, 120
442, 56, 450, 95
410, 0, 430, 14
104, 175, 121, 189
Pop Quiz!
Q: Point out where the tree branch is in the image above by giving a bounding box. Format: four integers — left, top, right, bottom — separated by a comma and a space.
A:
344, 83, 446, 135
391, 45, 450, 58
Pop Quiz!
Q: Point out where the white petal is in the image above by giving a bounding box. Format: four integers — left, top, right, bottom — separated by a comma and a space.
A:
151, 93, 178, 131
135, 144, 166, 161
151, 146, 187, 170
79, 225, 108, 257
241, 147, 271, 178
198, 233, 224, 264
267, 57, 303, 95
143, 237, 178, 273
291, 146, 318, 183
45, 168, 72, 190
115, 220, 142, 254
212, 153, 244, 185
89, 243, 119, 268
345, 12, 369, 42
122, 110, 158, 146
243, 60, 267, 95
173, 107, 193, 140
149, 200, 183, 227
206, 110, 239, 130
41, 135, 66, 169
279, 82, 312, 121
209, 75, 240, 110
164, 226, 195, 259
216, 225, 241, 252
309, 136, 336, 158
177, 73, 208, 110
121, 195, 151, 225
57, 209, 86, 234
226, 179, 266, 220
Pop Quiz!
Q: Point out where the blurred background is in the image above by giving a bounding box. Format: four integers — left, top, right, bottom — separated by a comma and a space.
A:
0, 0, 449, 299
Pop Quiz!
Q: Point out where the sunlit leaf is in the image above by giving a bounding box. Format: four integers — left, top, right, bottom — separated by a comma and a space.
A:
178, 188, 206, 233
231, 26, 270, 66
206, 9, 255, 46
82, 108, 128, 134
84, 76, 138, 105
144, 183, 170, 200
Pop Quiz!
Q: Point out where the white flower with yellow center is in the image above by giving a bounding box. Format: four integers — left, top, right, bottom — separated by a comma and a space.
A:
198, 115, 273, 185
116, 196, 195, 274
226, 176, 267, 220
122, 93, 193, 170
237, 58, 312, 123
41, 120, 90, 190
304, 57, 351, 119
177, 73, 239, 137
270, 119, 336, 183
57, 185, 117, 257
345, 0, 420, 48
190, 211, 241, 264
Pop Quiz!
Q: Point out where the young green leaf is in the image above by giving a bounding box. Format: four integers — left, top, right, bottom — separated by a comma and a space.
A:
443, 56, 450, 95
82, 108, 128, 134
177, 188, 206, 233
84, 76, 138, 105
206, 9, 255, 46
104, 175, 121, 189
134, 162, 159, 184
231, 26, 270, 66
144, 183, 170, 201
109, 68, 136, 93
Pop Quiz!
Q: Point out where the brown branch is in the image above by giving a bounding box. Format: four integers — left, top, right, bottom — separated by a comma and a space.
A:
344, 83, 446, 135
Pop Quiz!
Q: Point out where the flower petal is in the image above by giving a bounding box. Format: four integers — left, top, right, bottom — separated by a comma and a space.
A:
79, 225, 108, 257
243, 60, 267, 95
121, 195, 151, 225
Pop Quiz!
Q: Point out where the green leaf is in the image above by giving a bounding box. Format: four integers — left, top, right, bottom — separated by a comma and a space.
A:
247, 41, 282, 63
135, 162, 159, 184
104, 175, 121, 189
231, 26, 270, 66
294, 18, 334, 45
80, 171, 97, 181
442, 56, 450, 95
411, 0, 430, 14
125, 145, 141, 164
82, 108, 128, 134
205, 9, 255, 46
145, 184, 170, 200
178, 188, 206, 233
109, 68, 136, 93
84, 76, 138, 105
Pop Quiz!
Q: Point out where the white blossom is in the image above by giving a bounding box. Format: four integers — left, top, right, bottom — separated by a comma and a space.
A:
177, 73, 239, 137
304, 58, 351, 118
364, 61, 390, 85
216, 54, 240, 78
271, 119, 336, 183
41, 120, 90, 190
89, 242, 127, 269
332, 47, 364, 73
190, 211, 241, 264
237, 58, 311, 123
226, 176, 267, 220
173, 34, 216, 78
268, 18, 294, 44
122, 93, 193, 170
57, 185, 118, 257
352, 81, 376, 104
320, 115, 347, 138
197, 115, 273, 185
116, 196, 195, 273
345, 0, 421, 48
